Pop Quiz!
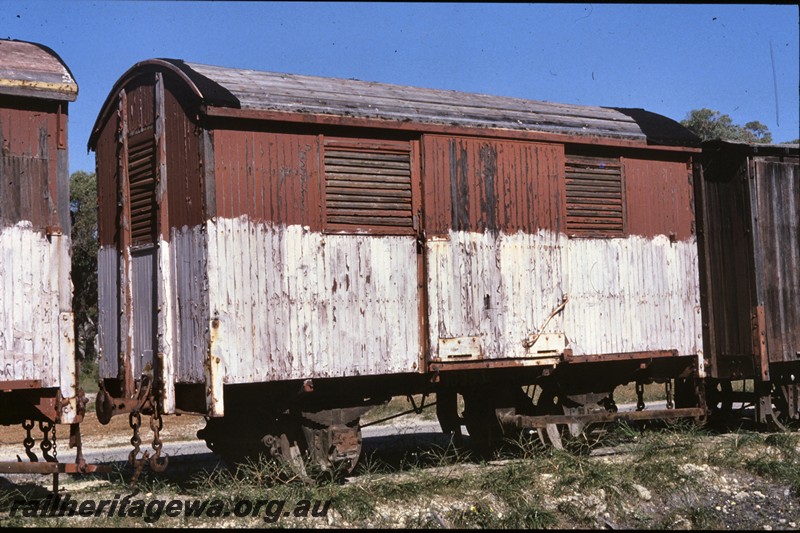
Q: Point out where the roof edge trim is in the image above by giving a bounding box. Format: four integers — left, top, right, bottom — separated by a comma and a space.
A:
203, 104, 702, 153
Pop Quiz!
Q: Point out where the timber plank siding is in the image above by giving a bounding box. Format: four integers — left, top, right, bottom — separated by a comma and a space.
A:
699, 140, 799, 379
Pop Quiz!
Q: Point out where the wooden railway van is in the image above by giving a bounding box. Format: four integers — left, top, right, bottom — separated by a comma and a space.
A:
0, 40, 83, 470
698, 140, 799, 427
89, 59, 706, 467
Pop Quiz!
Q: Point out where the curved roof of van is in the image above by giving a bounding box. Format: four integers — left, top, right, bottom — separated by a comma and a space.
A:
0, 39, 77, 101
89, 58, 698, 149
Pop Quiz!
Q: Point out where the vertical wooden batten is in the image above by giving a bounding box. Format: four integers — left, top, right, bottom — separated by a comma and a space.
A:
155, 72, 177, 413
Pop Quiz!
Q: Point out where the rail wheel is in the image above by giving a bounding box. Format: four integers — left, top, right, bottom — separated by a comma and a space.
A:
770, 383, 799, 429
534, 389, 566, 450
535, 391, 609, 451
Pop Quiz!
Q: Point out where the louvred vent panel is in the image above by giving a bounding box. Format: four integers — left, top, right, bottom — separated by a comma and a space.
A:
324, 140, 413, 231
127, 133, 157, 245
565, 155, 624, 236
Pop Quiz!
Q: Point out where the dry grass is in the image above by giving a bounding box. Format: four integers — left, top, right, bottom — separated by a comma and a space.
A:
4, 423, 797, 529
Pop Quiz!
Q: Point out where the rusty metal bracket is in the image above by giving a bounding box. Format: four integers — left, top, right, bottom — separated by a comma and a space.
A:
751, 306, 770, 382
96, 376, 153, 424
299, 379, 314, 396
1, 380, 43, 391
635, 382, 645, 411
523, 295, 569, 349
665, 380, 674, 410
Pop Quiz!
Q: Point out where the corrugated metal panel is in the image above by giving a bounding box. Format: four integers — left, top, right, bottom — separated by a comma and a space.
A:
0, 41, 77, 420
0, 223, 61, 386
565, 155, 624, 237
422, 135, 564, 235
755, 160, 799, 363
172, 225, 209, 383
0, 105, 58, 230
97, 246, 119, 379
624, 157, 695, 240
0, 39, 78, 101
426, 230, 702, 361
163, 75, 205, 229
203, 218, 420, 382
94, 95, 124, 379
213, 130, 320, 227
323, 139, 413, 231
131, 248, 156, 377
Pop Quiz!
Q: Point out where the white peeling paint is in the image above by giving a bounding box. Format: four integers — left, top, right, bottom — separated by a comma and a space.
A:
171, 225, 209, 383
207, 315, 225, 416
204, 217, 421, 383
157, 236, 176, 414
100, 216, 702, 404
0, 223, 76, 406
427, 229, 566, 360
58, 310, 78, 423
427, 230, 702, 361
565, 235, 702, 356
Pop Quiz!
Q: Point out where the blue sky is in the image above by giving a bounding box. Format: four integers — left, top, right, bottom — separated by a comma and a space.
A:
2, 2, 798, 174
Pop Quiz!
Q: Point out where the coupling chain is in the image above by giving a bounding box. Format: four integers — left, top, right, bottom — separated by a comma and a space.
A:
666, 380, 674, 410
148, 399, 169, 472
636, 382, 646, 412
21, 420, 38, 462
128, 411, 143, 466
128, 410, 151, 486
39, 420, 57, 462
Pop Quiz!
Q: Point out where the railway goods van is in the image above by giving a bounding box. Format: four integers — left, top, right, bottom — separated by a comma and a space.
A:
88, 58, 708, 469
0, 39, 88, 474
699, 140, 799, 428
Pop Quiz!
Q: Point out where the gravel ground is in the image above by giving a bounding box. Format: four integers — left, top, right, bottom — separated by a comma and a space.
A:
1, 409, 799, 529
